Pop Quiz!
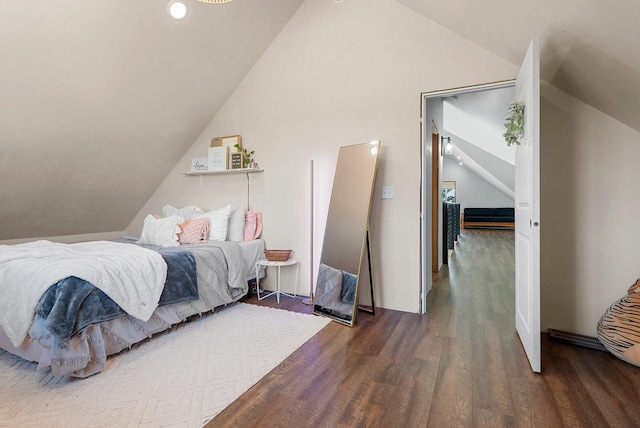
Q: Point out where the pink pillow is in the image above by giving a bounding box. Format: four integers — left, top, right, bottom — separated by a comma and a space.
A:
178, 217, 211, 244
243, 211, 263, 241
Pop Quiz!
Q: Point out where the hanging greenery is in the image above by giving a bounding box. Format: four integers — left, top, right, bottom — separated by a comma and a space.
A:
503, 101, 525, 146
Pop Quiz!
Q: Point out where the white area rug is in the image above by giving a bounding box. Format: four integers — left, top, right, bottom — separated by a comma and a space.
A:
0, 303, 329, 427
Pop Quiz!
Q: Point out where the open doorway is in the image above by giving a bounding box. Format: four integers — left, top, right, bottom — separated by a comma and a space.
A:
420, 80, 516, 311
421, 40, 541, 374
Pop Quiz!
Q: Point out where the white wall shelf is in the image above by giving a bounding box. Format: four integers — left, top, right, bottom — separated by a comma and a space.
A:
181, 168, 264, 176
181, 168, 263, 210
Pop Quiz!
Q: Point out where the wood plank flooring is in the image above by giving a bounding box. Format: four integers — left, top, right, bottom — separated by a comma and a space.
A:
208, 229, 640, 427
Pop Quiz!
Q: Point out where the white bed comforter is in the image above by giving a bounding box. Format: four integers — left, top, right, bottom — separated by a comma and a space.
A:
0, 240, 167, 347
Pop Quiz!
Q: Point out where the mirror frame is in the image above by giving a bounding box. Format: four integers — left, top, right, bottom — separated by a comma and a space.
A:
312, 141, 380, 327
442, 180, 456, 203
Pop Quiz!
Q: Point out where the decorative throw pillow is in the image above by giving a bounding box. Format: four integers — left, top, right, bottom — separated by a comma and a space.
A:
196, 205, 231, 241
243, 211, 263, 241
162, 204, 205, 220
137, 214, 184, 247
178, 217, 211, 244
227, 208, 245, 242
597, 279, 640, 367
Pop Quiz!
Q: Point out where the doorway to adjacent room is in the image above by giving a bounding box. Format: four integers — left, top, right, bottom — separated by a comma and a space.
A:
420, 39, 541, 372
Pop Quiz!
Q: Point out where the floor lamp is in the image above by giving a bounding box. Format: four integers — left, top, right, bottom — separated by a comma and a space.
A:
302, 159, 314, 306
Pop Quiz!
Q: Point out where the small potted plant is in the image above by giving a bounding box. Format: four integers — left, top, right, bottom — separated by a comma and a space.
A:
234, 143, 255, 168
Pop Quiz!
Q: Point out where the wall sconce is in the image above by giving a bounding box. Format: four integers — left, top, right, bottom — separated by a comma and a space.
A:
441, 136, 453, 155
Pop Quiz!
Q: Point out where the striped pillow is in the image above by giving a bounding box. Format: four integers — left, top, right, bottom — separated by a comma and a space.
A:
597, 279, 640, 367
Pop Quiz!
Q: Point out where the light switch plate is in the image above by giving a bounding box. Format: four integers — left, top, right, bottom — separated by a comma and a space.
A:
381, 185, 394, 199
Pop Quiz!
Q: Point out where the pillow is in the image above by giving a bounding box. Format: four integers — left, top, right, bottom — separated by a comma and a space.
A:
196, 205, 231, 241
227, 208, 245, 242
138, 214, 184, 247
178, 217, 211, 244
162, 204, 205, 220
597, 279, 640, 367
243, 211, 263, 241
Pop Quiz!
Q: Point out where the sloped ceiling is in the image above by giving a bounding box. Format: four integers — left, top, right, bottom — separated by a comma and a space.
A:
2, 0, 638, 241
0, 0, 303, 240
396, 0, 640, 133
440, 87, 516, 199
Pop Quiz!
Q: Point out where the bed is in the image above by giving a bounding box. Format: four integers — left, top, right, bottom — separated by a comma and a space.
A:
0, 237, 266, 378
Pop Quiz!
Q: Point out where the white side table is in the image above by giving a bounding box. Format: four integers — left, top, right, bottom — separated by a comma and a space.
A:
256, 258, 299, 304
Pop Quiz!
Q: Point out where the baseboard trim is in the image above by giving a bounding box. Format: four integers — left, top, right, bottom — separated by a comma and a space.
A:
548, 328, 607, 351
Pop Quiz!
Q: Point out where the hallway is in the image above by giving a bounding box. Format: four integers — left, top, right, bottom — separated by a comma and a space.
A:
427, 228, 524, 426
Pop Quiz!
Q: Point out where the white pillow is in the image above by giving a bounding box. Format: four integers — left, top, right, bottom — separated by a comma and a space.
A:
161, 204, 205, 220
227, 208, 245, 242
137, 214, 184, 247
197, 205, 231, 241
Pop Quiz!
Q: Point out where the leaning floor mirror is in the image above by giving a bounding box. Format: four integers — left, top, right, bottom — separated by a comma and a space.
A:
313, 141, 380, 326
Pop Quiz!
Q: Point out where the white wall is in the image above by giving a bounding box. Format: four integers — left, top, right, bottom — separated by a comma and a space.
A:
120, 0, 640, 336
127, 0, 516, 313
442, 157, 514, 213
540, 83, 640, 336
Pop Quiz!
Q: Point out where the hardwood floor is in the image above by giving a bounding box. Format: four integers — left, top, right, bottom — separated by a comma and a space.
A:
208, 229, 640, 427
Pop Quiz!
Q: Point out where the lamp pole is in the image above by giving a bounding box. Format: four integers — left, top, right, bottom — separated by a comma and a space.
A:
302, 159, 314, 306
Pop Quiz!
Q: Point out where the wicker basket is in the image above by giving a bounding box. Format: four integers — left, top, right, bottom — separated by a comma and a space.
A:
264, 249, 292, 262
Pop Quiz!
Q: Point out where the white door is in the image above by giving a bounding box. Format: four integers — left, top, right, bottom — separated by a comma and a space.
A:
514, 38, 541, 373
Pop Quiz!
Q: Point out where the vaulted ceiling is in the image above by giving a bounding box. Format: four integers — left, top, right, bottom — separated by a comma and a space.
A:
1, 0, 638, 241
0, 0, 304, 240
441, 87, 516, 200
396, 0, 640, 133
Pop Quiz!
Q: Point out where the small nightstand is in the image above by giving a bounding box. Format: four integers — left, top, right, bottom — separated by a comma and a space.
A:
255, 258, 299, 303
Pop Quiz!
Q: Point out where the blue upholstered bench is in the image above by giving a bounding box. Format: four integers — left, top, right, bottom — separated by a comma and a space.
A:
462, 207, 515, 229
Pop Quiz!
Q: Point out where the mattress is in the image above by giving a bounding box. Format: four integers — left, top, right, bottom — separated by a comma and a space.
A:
0, 239, 267, 377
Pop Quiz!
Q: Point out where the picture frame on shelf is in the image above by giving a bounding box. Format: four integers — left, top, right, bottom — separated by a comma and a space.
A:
190, 157, 209, 173
208, 146, 229, 171
211, 135, 241, 153
230, 152, 243, 169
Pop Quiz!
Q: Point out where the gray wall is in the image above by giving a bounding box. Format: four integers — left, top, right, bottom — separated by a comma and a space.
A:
442, 156, 514, 213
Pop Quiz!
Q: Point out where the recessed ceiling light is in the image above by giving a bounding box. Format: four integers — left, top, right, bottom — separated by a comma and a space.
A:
459, 162, 463, 166
168, 1, 188, 19
456, 156, 461, 160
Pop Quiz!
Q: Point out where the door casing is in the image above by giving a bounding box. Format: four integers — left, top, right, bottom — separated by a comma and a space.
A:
420, 80, 516, 314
